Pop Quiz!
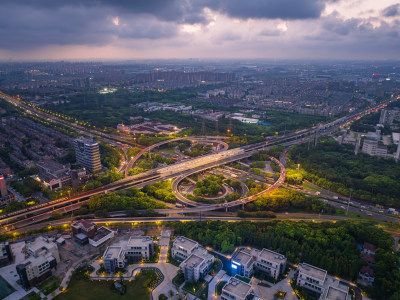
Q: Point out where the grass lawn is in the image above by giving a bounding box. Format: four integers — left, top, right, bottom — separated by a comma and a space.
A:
55, 273, 152, 300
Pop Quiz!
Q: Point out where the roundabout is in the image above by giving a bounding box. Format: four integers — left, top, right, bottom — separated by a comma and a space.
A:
169, 154, 285, 210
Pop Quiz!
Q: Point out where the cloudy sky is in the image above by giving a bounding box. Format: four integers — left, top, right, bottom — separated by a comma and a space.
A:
0, 0, 399, 61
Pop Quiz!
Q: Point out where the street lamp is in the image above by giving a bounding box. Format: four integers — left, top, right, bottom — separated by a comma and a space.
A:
297, 164, 300, 184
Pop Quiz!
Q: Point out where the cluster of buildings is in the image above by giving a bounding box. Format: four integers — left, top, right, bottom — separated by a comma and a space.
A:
35, 137, 101, 190
0, 116, 72, 172
117, 120, 183, 136
128, 71, 235, 91
194, 77, 380, 117
132, 101, 266, 124
342, 109, 400, 160
358, 242, 377, 286
71, 219, 114, 247
171, 236, 355, 300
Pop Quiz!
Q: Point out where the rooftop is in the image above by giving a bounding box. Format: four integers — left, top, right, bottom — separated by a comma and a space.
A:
363, 242, 377, 252
90, 226, 113, 242
74, 137, 98, 146
232, 250, 253, 267
27, 236, 55, 255
298, 263, 327, 282
173, 236, 198, 251
326, 286, 348, 300
258, 248, 286, 264
183, 254, 204, 269
103, 246, 123, 260
75, 233, 87, 240
72, 219, 96, 230
360, 266, 374, 277
223, 277, 252, 299
127, 236, 153, 247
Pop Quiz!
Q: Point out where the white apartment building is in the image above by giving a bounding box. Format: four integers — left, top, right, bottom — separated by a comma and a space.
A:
296, 263, 327, 295
16, 237, 60, 289
231, 250, 255, 278
221, 277, 253, 300
180, 247, 214, 282
254, 248, 287, 280
103, 236, 154, 273
172, 236, 199, 261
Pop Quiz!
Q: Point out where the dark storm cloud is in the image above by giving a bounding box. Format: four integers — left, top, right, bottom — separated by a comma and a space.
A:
382, 4, 400, 17
207, 0, 326, 20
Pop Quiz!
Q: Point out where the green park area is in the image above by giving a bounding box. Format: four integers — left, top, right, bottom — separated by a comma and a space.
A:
56, 271, 154, 300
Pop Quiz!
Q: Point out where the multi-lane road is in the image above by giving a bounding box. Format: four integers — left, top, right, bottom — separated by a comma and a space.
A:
0, 91, 398, 231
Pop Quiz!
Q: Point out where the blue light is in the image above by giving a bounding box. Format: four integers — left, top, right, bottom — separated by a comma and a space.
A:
231, 264, 237, 270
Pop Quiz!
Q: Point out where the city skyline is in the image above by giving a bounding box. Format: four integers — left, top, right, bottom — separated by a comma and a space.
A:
1, 0, 400, 61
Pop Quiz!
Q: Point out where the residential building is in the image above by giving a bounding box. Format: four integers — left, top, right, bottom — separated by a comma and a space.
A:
171, 236, 199, 261
321, 283, 350, 300
254, 248, 287, 280
103, 246, 125, 273
0, 242, 13, 266
71, 219, 98, 238
221, 277, 253, 300
103, 236, 154, 273
296, 263, 327, 295
231, 250, 255, 278
358, 266, 374, 285
362, 242, 377, 255
73, 137, 102, 172
16, 237, 60, 289
230, 247, 287, 280
180, 247, 214, 282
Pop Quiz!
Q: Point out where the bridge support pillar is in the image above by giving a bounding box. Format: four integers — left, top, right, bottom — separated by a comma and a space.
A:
242, 203, 245, 210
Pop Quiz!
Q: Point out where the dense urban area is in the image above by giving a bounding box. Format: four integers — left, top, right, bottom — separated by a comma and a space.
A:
0, 60, 399, 300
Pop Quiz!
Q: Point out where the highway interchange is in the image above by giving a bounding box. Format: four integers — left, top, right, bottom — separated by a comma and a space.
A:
0, 91, 399, 231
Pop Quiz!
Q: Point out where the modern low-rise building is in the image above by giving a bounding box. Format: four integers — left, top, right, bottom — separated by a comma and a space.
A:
16, 237, 60, 288
103, 236, 154, 273
221, 277, 253, 300
254, 248, 287, 280
172, 236, 199, 261
321, 284, 350, 300
230, 247, 287, 280
89, 226, 114, 247
180, 247, 214, 282
296, 263, 327, 295
231, 250, 255, 278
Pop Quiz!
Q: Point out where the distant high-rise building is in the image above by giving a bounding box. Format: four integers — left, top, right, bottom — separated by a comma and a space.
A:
395, 142, 400, 163
73, 137, 102, 172
379, 109, 387, 124
0, 175, 7, 198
